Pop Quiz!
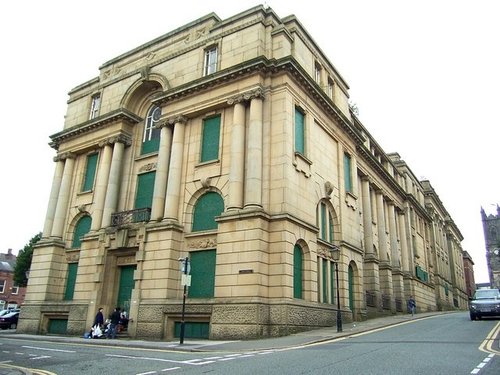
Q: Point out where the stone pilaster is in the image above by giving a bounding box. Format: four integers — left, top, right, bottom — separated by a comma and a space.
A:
227, 97, 246, 210
51, 153, 76, 238
42, 157, 65, 237
151, 121, 173, 221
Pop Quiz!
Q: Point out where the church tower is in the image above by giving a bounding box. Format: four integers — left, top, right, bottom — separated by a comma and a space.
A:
481, 205, 500, 289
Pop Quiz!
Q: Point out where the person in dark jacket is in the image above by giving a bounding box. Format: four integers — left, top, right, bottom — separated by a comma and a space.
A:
106, 307, 121, 339
93, 307, 104, 328
407, 296, 416, 316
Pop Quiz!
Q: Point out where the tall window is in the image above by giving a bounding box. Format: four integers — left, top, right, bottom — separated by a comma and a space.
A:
188, 250, 216, 298
294, 107, 305, 155
72, 216, 92, 248
204, 46, 218, 75
344, 153, 352, 193
314, 62, 322, 85
142, 105, 161, 155
192, 192, 224, 232
318, 201, 335, 243
134, 171, 156, 209
0, 279, 5, 293
293, 244, 303, 299
89, 93, 101, 120
64, 263, 78, 300
82, 153, 98, 192
200, 115, 221, 162
327, 78, 334, 98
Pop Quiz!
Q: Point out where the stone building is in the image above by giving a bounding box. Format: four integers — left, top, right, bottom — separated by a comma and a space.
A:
481, 205, 500, 289
462, 251, 476, 299
18, 5, 468, 340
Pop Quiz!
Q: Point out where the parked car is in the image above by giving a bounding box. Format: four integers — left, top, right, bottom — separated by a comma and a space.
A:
469, 288, 500, 320
0, 308, 19, 317
0, 311, 19, 329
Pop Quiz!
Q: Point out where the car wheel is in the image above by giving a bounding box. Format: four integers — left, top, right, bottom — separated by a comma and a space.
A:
470, 313, 476, 321
9, 323, 16, 330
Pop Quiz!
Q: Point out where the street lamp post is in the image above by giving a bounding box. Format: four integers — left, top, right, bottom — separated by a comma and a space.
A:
330, 246, 342, 333
178, 257, 190, 345
335, 261, 342, 332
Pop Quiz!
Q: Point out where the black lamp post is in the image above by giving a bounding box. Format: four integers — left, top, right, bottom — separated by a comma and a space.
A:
331, 246, 342, 333
179, 256, 190, 345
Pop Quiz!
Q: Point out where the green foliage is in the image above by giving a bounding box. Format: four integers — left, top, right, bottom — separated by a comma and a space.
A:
13, 232, 41, 287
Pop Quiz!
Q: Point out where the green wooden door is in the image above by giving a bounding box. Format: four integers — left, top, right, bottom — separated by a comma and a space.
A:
48, 319, 68, 334
348, 265, 354, 310
117, 265, 136, 312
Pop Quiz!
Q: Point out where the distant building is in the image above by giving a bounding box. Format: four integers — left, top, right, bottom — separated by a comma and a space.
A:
462, 251, 475, 298
481, 205, 500, 289
0, 249, 26, 309
20, 5, 468, 340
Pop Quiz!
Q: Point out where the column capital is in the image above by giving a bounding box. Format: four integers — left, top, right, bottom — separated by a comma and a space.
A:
98, 134, 132, 147
227, 87, 265, 105
163, 115, 188, 126
53, 152, 76, 162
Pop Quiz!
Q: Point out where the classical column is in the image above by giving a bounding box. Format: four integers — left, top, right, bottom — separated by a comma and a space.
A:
244, 92, 264, 208
388, 203, 399, 268
164, 116, 187, 220
376, 190, 387, 262
42, 157, 65, 237
51, 153, 76, 238
151, 121, 173, 221
227, 98, 246, 210
90, 141, 113, 231
398, 210, 410, 272
361, 177, 374, 256
101, 136, 130, 228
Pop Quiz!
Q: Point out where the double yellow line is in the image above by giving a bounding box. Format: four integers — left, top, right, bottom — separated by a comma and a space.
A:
479, 321, 500, 355
0, 363, 56, 375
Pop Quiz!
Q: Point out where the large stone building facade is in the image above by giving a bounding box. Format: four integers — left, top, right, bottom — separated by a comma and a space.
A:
18, 5, 468, 340
481, 205, 500, 289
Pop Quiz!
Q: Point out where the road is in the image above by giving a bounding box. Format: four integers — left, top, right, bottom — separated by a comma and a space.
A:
0, 312, 498, 374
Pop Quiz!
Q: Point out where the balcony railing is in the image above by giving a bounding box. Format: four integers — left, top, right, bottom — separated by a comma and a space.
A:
111, 208, 151, 227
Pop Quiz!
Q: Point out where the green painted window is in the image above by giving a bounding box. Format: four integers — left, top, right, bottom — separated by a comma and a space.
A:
201, 115, 221, 162
48, 319, 68, 334
329, 212, 334, 242
64, 263, 78, 300
141, 105, 161, 155
189, 250, 216, 298
320, 203, 327, 241
344, 153, 352, 193
174, 321, 210, 339
192, 192, 224, 232
322, 258, 327, 303
134, 171, 156, 209
82, 153, 98, 191
348, 265, 354, 309
293, 244, 303, 299
294, 107, 305, 155
72, 216, 92, 248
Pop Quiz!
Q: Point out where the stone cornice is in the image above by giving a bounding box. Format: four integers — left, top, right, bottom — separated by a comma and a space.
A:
49, 108, 142, 150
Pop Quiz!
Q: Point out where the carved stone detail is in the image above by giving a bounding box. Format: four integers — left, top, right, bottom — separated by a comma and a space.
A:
187, 237, 217, 249
139, 163, 157, 172
227, 87, 265, 105
53, 152, 76, 162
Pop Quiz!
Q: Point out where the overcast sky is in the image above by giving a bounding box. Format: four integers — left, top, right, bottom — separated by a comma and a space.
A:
1, 0, 498, 283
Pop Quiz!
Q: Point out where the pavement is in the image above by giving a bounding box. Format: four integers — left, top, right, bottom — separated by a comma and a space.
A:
0, 311, 454, 374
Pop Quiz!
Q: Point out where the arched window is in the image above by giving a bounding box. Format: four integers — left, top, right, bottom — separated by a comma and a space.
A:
293, 244, 303, 299
141, 105, 161, 154
192, 192, 224, 231
72, 216, 92, 248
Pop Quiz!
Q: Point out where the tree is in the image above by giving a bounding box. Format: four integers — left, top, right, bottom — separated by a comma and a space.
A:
13, 232, 42, 287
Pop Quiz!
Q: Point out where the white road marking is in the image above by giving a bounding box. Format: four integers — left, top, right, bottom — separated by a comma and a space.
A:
160, 368, 180, 372
22, 346, 75, 353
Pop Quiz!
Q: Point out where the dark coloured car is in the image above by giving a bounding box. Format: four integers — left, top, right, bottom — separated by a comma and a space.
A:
0, 311, 19, 329
469, 288, 500, 320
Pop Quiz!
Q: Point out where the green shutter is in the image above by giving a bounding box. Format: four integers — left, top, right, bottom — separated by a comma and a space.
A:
293, 245, 303, 299
141, 137, 160, 155
134, 171, 156, 209
320, 203, 327, 240
64, 263, 78, 300
348, 265, 354, 309
82, 153, 98, 191
117, 265, 136, 312
192, 192, 224, 231
322, 258, 327, 303
329, 212, 334, 243
201, 115, 220, 162
188, 250, 216, 298
72, 216, 92, 248
174, 321, 209, 339
344, 153, 352, 192
48, 319, 68, 334
295, 108, 305, 154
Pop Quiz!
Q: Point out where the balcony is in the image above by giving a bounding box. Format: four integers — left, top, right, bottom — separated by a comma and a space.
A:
111, 208, 151, 227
